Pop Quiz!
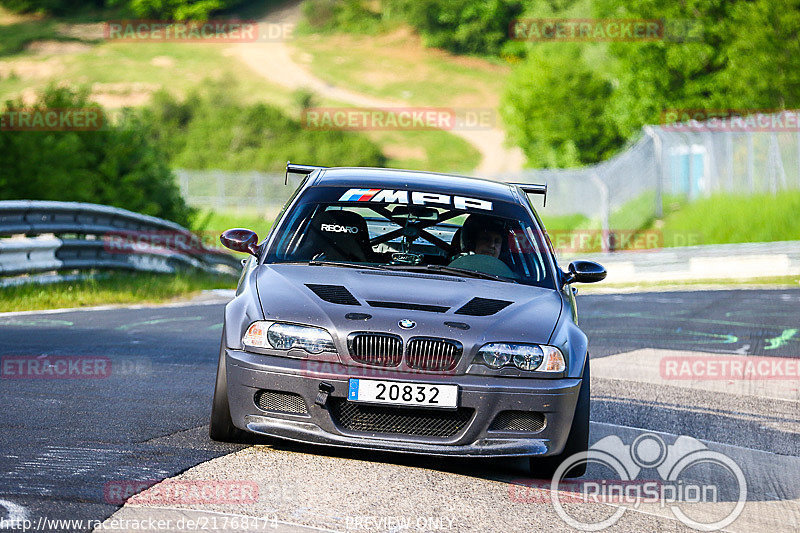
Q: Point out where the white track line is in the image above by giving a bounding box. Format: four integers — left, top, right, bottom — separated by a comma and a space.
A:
0, 499, 29, 524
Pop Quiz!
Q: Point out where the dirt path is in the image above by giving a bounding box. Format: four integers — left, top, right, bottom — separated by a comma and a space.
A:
229, 1, 525, 175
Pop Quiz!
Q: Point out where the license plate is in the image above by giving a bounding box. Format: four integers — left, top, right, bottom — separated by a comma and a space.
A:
348, 379, 458, 409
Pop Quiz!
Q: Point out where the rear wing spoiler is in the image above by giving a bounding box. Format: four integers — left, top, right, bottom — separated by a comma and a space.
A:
509, 182, 547, 207
286, 161, 326, 184
284, 163, 548, 207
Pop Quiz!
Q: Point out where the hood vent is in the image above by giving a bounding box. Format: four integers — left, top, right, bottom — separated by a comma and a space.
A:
367, 301, 449, 313
305, 284, 360, 306
455, 297, 512, 316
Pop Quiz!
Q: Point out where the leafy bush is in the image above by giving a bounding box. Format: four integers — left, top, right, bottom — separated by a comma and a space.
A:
0, 0, 102, 14
138, 85, 387, 172
0, 86, 193, 226
118, 0, 242, 20
0, 0, 244, 19
501, 46, 623, 167
300, 0, 384, 33
384, 0, 523, 55
502, 0, 800, 167
300, 0, 523, 53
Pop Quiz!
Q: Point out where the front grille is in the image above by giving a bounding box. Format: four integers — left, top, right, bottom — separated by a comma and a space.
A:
489, 411, 546, 432
305, 284, 360, 305
330, 400, 473, 437
348, 333, 403, 367
455, 297, 513, 316
406, 337, 462, 371
254, 390, 308, 415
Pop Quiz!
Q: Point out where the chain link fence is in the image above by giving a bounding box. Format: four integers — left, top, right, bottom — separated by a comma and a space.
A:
177, 113, 800, 251
492, 116, 800, 238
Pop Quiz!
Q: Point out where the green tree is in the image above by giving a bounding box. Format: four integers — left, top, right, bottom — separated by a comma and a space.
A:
138, 86, 387, 171
503, 0, 800, 166
385, 0, 524, 55
501, 45, 623, 167
0, 86, 193, 226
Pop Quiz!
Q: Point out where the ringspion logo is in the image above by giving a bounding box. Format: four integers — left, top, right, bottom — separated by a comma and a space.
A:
513, 433, 746, 531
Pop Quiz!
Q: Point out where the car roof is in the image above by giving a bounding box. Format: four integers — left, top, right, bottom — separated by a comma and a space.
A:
309, 167, 521, 204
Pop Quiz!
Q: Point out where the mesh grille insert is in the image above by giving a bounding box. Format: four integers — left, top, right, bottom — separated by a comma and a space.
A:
305, 284, 360, 305
348, 333, 403, 367
489, 411, 546, 432
330, 400, 473, 437
254, 390, 309, 415
455, 297, 513, 316
406, 337, 462, 371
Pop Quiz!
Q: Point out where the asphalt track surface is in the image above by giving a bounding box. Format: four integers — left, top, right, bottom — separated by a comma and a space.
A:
0, 289, 798, 532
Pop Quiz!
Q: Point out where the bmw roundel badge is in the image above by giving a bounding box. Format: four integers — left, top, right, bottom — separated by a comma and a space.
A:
398, 319, 416, 329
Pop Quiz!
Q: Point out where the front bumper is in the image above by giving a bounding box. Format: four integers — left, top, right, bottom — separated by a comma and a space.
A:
225, 349, 582, 458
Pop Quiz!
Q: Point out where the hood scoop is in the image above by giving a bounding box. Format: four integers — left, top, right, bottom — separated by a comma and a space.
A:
367, 301, 449, 313
455, 297, 513, 316
305, 284, 360, 306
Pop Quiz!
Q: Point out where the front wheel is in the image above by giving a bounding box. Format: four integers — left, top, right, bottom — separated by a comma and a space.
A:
528, 359, 590, 478
209, 336, 248, 442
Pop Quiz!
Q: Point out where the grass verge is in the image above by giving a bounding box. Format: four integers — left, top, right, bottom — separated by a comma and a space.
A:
657, 191, 800, 246
0, 271, 235, 312
192, 209, 274, 238
291, 30, 508, 108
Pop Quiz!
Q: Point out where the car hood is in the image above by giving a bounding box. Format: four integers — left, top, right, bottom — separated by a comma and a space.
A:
255, 264, 563, 350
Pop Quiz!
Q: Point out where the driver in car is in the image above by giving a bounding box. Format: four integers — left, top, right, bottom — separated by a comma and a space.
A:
473, 226, 503, 258
460, 215, 505, 258
449, 215, 517, 279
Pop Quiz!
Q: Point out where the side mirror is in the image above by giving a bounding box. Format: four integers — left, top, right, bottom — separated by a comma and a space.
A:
564, 260, 606, 285
220, 228, 259, 256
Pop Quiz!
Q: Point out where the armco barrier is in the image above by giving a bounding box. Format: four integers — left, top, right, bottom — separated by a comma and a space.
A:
0, 200, 241, 279
560, 240, 800, 283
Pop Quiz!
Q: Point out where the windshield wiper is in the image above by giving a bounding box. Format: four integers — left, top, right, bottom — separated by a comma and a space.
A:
385, 264, 517, 283
306, 260, 387, 271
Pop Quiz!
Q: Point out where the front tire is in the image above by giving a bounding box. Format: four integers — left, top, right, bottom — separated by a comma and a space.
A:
209, 336, 248, 442
528, 359, 590, 478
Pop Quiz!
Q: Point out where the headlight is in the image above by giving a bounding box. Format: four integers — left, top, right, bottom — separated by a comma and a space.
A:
478, 343, 513, 368
242, 321, 336, 354
475, 343, 565, 372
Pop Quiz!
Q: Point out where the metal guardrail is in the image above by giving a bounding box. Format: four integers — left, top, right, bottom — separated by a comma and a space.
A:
561, 240, 800, 283
0, 200, 241, 280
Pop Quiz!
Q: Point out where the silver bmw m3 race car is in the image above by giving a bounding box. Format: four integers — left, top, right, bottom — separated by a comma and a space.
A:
211, 163, 606, 476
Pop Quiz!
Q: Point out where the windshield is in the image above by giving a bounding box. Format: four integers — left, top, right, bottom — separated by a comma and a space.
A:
264, 186, 555, 288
